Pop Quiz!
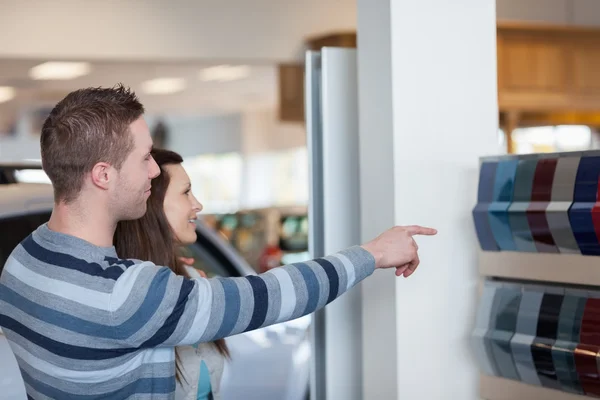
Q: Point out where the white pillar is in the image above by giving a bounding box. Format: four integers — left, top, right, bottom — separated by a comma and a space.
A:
357, 0, 501, 399
356, 1, 398, 399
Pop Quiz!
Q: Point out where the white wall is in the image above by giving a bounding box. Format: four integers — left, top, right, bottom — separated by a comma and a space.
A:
572, 0, 600, 26
0, 108, 43, 162
240, 108, 307, 208
357, 0, 502, 398
496, 0, 600, 25
389, 0, 500, 399
0, 133, 40, 162
241, 108, 306, 155
356, 0, 399, 399
0, 106, 306, 161
145, 114, 243, 157
152, 107, 306, 161
0, 111, 245, 162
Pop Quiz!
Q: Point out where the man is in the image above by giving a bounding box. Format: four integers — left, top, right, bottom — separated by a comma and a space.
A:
0, 85, 436, 399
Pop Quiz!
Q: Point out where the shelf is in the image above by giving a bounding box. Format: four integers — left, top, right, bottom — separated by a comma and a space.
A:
480, 375, 589, 400
478, 251, 600, 288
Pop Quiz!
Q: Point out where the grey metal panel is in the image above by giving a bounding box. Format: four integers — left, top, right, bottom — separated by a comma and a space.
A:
550, 156, 581, 202
307, 47, 361, 400
552, 294, 586, 395
473, 282, 502, 376
511, 290, 544, 386
320, 47, 362, 400
511, 158, 540, 202
508, 158, 539, 252
547, 156, 581, 253
305, 50, 327, 400
489, 287, 522, 381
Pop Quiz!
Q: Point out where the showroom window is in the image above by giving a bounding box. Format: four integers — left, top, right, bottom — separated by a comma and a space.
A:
511, 125, 593, 154
183, 152, 243, 214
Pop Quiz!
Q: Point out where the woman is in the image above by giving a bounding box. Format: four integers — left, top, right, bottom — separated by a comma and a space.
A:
114, 148, 228, 400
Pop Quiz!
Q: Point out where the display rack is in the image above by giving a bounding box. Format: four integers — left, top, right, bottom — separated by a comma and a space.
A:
472, 150, 600, 399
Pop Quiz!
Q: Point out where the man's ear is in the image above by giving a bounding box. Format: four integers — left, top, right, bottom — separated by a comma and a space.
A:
90, 162, 112, 190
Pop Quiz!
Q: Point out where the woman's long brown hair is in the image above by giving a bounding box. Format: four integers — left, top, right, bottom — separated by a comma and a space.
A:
114, 148, 229, 384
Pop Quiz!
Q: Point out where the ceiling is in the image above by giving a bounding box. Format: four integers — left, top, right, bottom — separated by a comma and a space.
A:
0, 0, 357, 62
0, 58, 278, 121
0, 0, 358, 126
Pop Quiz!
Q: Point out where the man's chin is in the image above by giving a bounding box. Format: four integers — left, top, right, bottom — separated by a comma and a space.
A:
134, 205, 148, 219
121, 205, 148, 221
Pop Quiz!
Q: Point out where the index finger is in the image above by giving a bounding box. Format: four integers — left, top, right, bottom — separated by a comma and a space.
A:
404, 225, 437, 236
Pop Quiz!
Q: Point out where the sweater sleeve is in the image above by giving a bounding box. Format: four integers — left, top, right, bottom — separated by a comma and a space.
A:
109, 245, 375, 347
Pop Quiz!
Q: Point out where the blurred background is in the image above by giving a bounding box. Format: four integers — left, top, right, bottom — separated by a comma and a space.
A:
3, 1, 600, 400
5, 0, 600, 271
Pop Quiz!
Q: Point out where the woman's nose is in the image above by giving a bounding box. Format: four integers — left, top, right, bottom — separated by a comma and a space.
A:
192, 194, 203, 212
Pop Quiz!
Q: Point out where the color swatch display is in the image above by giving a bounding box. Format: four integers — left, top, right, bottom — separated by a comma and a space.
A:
473, 152, 600, 255
473, 280, 600, 397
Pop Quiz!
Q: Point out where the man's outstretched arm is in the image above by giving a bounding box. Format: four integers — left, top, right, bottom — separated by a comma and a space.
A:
109, 225, 436, 348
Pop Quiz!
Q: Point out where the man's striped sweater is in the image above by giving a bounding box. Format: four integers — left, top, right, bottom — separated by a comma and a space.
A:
0, 223, 375, 399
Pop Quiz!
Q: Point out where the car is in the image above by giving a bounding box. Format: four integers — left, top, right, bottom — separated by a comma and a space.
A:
0, 177, 311, 400
0, 161, 49, 185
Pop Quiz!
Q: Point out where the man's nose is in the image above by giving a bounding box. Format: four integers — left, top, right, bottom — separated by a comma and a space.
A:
149, 158, 160, 179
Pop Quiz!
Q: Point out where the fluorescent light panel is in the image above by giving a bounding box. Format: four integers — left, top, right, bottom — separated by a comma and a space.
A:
141, 78, 187, 95
0, 86, 15, 103
199, 65, 250, 82
30, 61, 91, 80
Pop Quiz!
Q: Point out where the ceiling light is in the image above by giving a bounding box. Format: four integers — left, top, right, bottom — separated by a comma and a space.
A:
141, 78, 186, 95
29, 61, 91, 80
0, 86, 16, 103
199, 65, 250, 82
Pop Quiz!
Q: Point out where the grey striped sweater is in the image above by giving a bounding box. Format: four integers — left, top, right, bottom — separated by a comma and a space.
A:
0, 223, 375, 399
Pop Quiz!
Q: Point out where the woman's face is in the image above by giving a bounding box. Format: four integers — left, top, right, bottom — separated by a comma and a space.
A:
162, 163, 203, 245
